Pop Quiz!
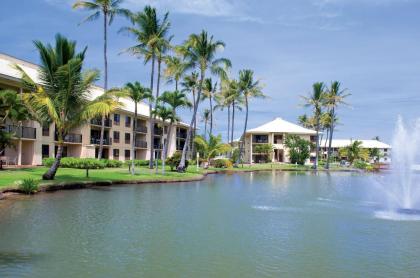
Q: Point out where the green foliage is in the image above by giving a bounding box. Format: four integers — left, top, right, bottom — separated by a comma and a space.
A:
284, 135, 311, 165
194, 134, 232, 162
166, 152, 189, 171
101, 159, 123, 168
339, 141, 369, 165
212, 159, 233, 169
353, 160, 374, 171
43, 157, 105, 169
17, 178, 39, 194
230, 148, 241, 164
254, 144, 274, 155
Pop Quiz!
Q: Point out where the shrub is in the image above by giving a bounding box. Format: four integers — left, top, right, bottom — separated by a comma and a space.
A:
212, 159, 233, 169
18, 178, 38, 195
284, 135, 311, 165
353, 160, 369, 169
166, 152, 189, 171
43, 157, 121, 169
101, 159, 123, 168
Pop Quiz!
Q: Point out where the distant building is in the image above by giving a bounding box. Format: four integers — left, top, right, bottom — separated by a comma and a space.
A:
234, 117, 317, 164
320, 139, 392, 163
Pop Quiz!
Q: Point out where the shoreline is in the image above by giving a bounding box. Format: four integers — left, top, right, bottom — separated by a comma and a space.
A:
0, 167, 360, 201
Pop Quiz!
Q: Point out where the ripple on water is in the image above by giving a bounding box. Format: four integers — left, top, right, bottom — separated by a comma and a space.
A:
374, 210, 420, 221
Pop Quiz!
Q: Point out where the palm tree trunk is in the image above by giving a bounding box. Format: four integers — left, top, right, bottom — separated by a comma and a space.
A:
164, 123, 172, 159
227, 105, 230, 143
175, 79, 178, 92
326, 108, 335, 169
238, 96, 248, 165
209, 88, 215, 137
178, 73, 204, 172
151, 58, 162, 166
148, 53, 156, 169
324, 128, 329, 159
43, 140, 63, 180
231, 101, 235, 143
204, 119, 207, 140
190, 89, 196, 160
131, 104, 137, 175
314, 116, 320, 170
97, 115, 105, 159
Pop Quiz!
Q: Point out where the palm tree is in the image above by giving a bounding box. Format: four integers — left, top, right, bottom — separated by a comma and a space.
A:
158, 90, 192, 157
237, 69, 265, 165
302, 82, 326, 170
73, 0, 129, 159
121, 5, 170, 169
214, 87, 231, 143
201, 78, 217, 137
181, 72, 199, 157
176, 30, 231, 172
325, 81, 350, 169
339, 140, 365, 165
152, 105, 178, 174
17, 34, 116, 180
194, 134, 231, 165
221, 78, 242, 144
201, 109, 211, 140
121, 82, 153, 175
164, 55, 189, 91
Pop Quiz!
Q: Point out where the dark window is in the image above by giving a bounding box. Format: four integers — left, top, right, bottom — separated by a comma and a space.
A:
113, 131, 120, 143
125, 116, 131, 127
42, 126, 50, 136
113, 149, 119, 159
42, 145, 49, 158
114, 114, 120, 125
125, 150, 130, 160
125, 133, 130, 144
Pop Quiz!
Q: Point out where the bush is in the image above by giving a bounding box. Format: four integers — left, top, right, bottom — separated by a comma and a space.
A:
101, 159, 123, 168
212, 159, 233, 169
43, 157, 121, 168
18, 178, 38, 194
353, 160, 369, 169
166, 152, 189, 171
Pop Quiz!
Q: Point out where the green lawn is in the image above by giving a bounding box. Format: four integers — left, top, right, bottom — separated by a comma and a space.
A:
0, 166, 203, 189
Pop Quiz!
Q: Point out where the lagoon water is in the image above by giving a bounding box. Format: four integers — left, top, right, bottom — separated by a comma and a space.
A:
1, 171, 420, 277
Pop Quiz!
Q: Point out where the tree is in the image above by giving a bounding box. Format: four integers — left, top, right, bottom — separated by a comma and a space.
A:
369, 148, 382, 163
119, 82, 153, 175
17, 34, 117, 180
201, 108, 211, 139
325, 81, 350, 169
158, 90, 192, 157
194, 134, 231, 165
339, 140, 368, 165
201, 78, 217, 137
253, 144, 274, 163
284, 134, 311, 165
237, 69, 265, 165
176, 30, 231, 172
181, 72, 200, 157
302, 82, 326, 170
73, 0, 129, 159
152, 105, 178, 174
121, 5, 170, 169
164, 55, 188, 91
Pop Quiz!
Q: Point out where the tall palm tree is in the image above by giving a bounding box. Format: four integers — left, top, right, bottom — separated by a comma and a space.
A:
164, 55, 188, 91
121, 5, 170, 168
214, 87, 231, 142
17, 34, 117, 180
152, 105, 178, 174
302, 82, 326, 170
221, 78, 242, 144
181, 72, 199, 156
177, 30, 231, 172
73, 0, 129, 159
158, 90, 192, 157
237, 69, 265, 165
201, 78, 217, 137
325, 81, 350, 169
201, 109, 211, 140
121, 82, 153, 175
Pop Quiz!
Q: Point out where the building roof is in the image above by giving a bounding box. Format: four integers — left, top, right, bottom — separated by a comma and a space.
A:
320, 139, 392, 149
246, 117, 317, 135
0, 53, 190, 128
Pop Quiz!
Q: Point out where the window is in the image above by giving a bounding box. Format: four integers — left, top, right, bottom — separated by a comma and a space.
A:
113, 131, 120, 143
125, 133, 130, 144
114, 114, 120, 125
42, 126, 50, 136
125, 116, 131, 128
125, 149, 130, 160
113, 149, 119, 159
42, 145, 49, 158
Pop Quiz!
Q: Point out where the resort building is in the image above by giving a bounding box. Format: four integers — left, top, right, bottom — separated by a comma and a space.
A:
320, 139, 392, 163
236, 117, 317, 164
0, 53, 189, 166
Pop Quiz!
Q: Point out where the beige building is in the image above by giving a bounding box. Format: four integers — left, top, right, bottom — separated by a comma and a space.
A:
238, 117, 317, 164
0, 53, 189, 166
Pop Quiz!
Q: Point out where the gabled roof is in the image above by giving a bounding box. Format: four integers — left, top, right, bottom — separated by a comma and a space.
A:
247, 117, 317, 135
320, 139, 391, 149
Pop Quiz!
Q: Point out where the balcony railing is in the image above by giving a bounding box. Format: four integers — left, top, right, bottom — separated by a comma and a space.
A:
90, 137, 112, 145
135, 140, 147, 148
253, 139, 268, 143
90, 118, 112, 127
154, 143, 163, 149
135, 125, 147, 133
154, 128, 163, 136
176, 131, 187, 139
2, 125, 36, 139
55, 133, 82, 143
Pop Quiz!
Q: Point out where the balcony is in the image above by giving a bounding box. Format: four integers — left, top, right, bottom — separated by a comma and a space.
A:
90, 118, 112, 128
135, 140, 147, 148
154, 143, 163, 149
176, 131, 187, 139
154, 128, 163, 136
135, 125, 147, 133
55, 133, 82, 143
90, 137, 112, 145
2, 125, 36, 139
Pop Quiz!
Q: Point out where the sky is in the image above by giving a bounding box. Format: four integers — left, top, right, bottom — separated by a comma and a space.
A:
1, 0, 420, 143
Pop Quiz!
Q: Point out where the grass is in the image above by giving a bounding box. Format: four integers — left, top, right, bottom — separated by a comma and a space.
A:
0, 166, 203, 189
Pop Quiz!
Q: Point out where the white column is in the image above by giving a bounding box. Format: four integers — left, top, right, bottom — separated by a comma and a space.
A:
17, 140, 22, 165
